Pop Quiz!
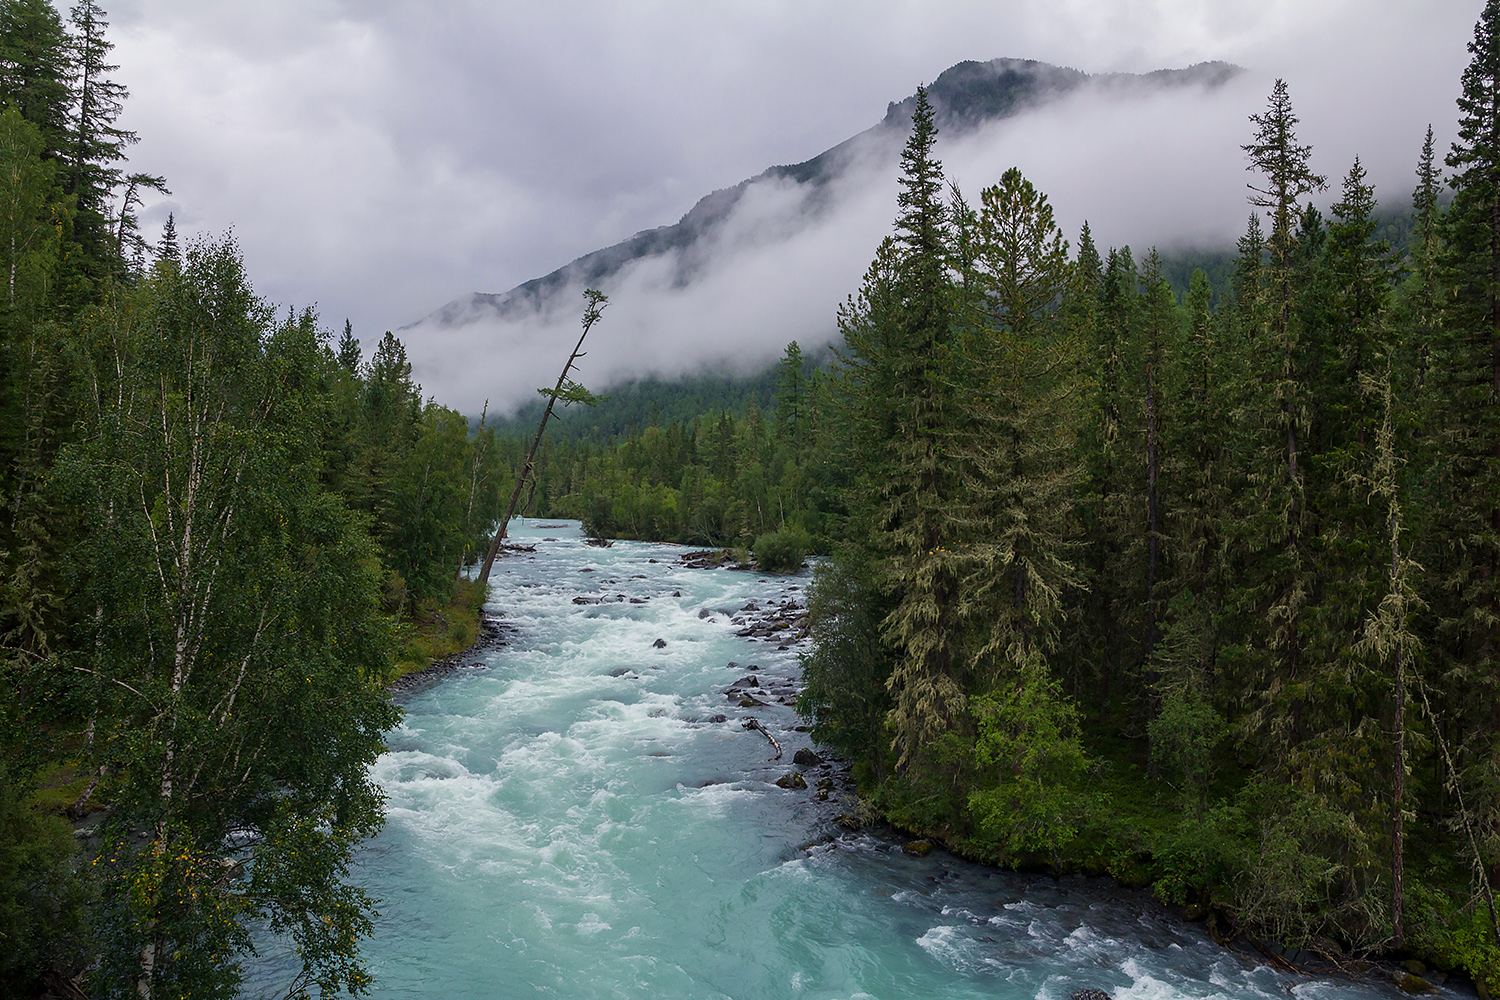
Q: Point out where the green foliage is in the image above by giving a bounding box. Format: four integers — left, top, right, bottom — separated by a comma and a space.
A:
1148, 594, 1226, 809
59, 236, 402, 998
968, 654, 1090, 864
0, 769, 93, 989
797, 549, 894, 767
752, 525, 811, 572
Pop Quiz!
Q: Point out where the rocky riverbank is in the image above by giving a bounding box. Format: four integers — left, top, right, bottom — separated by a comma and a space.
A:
385, 610, 515, 696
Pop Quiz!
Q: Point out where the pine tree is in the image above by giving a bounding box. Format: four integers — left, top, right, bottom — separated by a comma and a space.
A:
0, 0, 72, 162
336, 318, 360, 373
828, 86, 965, 771
956, 165, 1080, 688
1433, 0, 1500, 905
1404, 126, 1444, 391
1239, 82, 1326, 766
67, 1, 134, 217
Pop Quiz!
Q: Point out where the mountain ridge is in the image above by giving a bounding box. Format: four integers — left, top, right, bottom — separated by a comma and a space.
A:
409, 57, 1242, 332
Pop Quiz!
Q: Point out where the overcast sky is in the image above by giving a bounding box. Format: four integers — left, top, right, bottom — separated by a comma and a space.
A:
104, 0, 1482, 412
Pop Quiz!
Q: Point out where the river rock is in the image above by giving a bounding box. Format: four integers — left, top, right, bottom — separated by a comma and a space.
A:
902, 840, 933, 857
815, 788, 829, 801
834, 814, 860, 830
1070, 992, 1113, 1000
653, 638, 667, 648
816, 777, 835, 790
1403, 960, 1427, 976
775, 772, 807, 790
738, 696, 767, 708
706, 714, 727, 724
793, 748, 823, 767
734, 675, 759, 688
1392, 972, 1437, 995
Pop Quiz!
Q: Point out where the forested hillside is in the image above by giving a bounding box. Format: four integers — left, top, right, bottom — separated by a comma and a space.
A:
507, 5, 1500, 986
0, 4, 512, 996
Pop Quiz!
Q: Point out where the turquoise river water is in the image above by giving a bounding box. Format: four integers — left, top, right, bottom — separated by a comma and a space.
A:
244, 519, 1451, 1000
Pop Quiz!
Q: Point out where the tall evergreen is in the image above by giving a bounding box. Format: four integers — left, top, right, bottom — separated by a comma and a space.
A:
0, 0, 71, 161
1239, 81, 1326, 766
1435, 0, 1500, 903
833, 86, 966, 771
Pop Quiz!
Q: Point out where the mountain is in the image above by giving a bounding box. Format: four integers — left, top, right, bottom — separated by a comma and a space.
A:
418, 58, 1239, 332
403, 57, 1242, 415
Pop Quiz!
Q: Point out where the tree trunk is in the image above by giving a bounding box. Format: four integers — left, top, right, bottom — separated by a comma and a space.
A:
476, 292, 605, 586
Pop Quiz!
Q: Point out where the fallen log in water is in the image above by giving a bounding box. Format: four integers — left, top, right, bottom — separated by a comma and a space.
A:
741, 717, 782, 760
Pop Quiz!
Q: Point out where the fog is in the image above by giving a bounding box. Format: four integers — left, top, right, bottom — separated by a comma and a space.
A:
101, 1, 1479, 413
403, 63, 1456, 415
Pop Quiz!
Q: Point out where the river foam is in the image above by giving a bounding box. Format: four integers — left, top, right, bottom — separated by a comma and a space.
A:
241, 520, 1450, 1000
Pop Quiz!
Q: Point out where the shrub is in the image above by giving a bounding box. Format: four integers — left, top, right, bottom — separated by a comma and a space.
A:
752, 526, 811, 573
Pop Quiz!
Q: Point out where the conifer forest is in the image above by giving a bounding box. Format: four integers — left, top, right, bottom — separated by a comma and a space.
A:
9, 0, 1500, 997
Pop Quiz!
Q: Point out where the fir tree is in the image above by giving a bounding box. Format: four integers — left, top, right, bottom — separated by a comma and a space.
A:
336, 318, 360, 374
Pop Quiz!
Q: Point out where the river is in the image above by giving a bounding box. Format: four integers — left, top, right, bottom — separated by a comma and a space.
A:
245, 519, 1438, 1000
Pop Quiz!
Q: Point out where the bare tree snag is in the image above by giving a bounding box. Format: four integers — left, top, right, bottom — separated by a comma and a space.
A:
476, 289, 607, 586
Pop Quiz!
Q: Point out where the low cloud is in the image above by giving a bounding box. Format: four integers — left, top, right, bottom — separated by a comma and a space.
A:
405, 53, 1460, 416
103, 0, 1478, 415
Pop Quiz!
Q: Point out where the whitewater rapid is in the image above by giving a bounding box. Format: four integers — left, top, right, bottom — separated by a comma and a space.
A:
244, 519, 1439, 1000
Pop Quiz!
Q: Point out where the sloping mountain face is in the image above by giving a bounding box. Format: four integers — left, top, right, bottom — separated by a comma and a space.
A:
413, 58, 1240, 332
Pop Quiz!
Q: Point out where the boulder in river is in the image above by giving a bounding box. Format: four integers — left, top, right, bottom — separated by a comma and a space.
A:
775, 772, 807, 790
653, 638, 667, 648
902, 840, 933, 857
793, 748, 823, 767
1391, 972, 1436, 995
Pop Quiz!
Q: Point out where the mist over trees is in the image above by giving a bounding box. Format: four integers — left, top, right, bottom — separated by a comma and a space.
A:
503, 4, 1500, 986
8, 0, 1500, 995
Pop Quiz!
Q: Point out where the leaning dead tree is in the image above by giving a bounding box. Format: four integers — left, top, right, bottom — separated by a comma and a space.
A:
475, 289, 607, 586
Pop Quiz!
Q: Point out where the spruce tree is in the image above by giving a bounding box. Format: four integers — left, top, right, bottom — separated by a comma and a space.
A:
827, 86, 965, 772
1434, 0, 1500, 900
1239, 82, 1325, 766
336, 318, 360, 374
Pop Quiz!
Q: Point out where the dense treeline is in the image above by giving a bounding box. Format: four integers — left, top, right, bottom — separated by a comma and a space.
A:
0, 4, 509, 996
801, 21, 1500, 984
520, 5, 1500, 985
488, 362, 799, 445
510, 342, 831, 557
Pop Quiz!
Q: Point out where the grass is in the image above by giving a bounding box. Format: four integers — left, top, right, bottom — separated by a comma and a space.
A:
386, 577, 489, 682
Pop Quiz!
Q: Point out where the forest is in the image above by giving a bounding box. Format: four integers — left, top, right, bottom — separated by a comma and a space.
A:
0, 2, 518, 996
503, 4, 1500, 988
9, 0, 1500, 995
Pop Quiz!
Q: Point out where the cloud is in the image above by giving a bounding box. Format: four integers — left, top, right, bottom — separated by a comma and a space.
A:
100, 0, 1481, 413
